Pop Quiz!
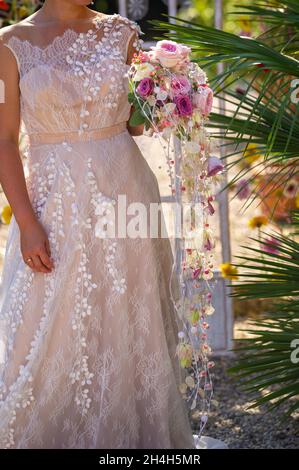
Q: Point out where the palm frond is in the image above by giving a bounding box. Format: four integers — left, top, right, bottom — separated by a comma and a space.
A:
149, 16, 299, 88
228, 310, 299, 415
230, 229, 299, 300
232, 1, 299, 30
227, 212, 299, 415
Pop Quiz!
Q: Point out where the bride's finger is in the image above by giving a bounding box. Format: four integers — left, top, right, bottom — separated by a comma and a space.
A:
24, 256, 35, 269
39, 246, 53, 270
31, 254, 49, 273
45, 237, 52, 259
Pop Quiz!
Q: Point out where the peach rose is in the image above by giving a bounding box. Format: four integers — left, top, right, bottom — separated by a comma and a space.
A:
193, 86, 213, 115
151, 40, 191, 69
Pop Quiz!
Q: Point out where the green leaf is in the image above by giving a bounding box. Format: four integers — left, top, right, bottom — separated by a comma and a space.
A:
128, 92, 135, 104
128, 109, 147, 127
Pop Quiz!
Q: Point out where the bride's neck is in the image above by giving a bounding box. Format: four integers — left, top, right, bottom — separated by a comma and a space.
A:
39, 1, 93, 22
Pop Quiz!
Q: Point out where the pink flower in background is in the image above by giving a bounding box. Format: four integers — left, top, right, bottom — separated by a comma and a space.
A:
207, 156, 224, 177
174, 94, 193, 116
136, 77, 154, 98
170, 75, 192, 97
193, 86, 213, 115
283, 179, 298, 199
151, 40, 191, 68
236, 178, 250, 199
263, 236, 280, 255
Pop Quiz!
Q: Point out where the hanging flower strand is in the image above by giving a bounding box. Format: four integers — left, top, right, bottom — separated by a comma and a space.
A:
128, 39, 224, 438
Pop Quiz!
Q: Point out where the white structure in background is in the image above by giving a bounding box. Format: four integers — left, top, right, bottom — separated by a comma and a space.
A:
118, 0, 233, 354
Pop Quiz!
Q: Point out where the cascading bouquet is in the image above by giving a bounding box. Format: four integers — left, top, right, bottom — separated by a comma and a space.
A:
128, 40, 224, 437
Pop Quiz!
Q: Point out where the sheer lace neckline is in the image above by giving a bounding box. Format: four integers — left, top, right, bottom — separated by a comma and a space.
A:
6, 13, 120, 53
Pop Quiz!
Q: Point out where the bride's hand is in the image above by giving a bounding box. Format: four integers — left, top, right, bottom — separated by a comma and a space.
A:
20, 220, 54, 273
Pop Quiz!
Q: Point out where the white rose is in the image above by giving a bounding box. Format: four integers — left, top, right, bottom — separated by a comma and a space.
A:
133, 63, 155, 82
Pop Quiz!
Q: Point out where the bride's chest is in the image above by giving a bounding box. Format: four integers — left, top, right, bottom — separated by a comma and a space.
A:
19, 38, 130, 109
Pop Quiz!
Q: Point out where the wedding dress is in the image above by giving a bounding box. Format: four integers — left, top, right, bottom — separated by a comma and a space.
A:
0, 12, 201, 449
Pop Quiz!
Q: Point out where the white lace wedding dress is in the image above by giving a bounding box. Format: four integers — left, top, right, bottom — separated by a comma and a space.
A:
0, 12, 203, 449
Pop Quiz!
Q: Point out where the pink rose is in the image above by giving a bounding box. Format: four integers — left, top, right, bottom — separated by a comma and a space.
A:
137, 77, 154, 98
180, 44, 191, 60
151, 40, 191, 68
174, 94, 193, 117
170, 75, 191, 97
193, 86, 213, 115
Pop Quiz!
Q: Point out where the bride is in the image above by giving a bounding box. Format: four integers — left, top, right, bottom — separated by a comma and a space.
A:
0, 0, 200, 449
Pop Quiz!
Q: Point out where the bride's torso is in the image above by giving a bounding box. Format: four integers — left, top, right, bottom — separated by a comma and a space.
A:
0, 13, 143, 139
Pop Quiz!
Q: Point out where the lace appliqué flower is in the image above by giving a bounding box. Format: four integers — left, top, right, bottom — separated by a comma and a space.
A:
86, 158, 127, 295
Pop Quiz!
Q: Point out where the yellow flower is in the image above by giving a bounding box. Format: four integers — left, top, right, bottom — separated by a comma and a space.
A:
296, 192, 299, 208
18, 6, 30, 18
243, 143, 261, 166
248, 215, 268, 229
1, 205, 12, 224
238, 17, 252, 34
220, 263, 239, 280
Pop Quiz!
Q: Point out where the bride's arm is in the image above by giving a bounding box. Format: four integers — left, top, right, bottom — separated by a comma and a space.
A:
0, 39, 37, 231
0, 37, 53, 273
126, 31, 144, 137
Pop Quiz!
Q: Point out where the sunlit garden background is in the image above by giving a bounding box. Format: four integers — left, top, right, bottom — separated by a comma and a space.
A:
0, 0, 299, 448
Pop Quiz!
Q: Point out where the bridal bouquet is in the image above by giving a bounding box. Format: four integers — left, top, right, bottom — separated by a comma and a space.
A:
128, 40, 224, 435
128, 40, 221, 199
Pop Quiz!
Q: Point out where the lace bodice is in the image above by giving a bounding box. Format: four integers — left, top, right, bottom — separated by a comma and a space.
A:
0, 13, 143, 138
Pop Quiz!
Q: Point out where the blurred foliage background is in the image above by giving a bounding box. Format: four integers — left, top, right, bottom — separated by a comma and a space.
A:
0, 1, 258, 34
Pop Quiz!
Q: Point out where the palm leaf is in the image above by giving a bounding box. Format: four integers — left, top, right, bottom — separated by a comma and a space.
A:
227, 212, 299, 416
232, 1, 299, 31
228, 313, 299, 415
149, 16, 299, 85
